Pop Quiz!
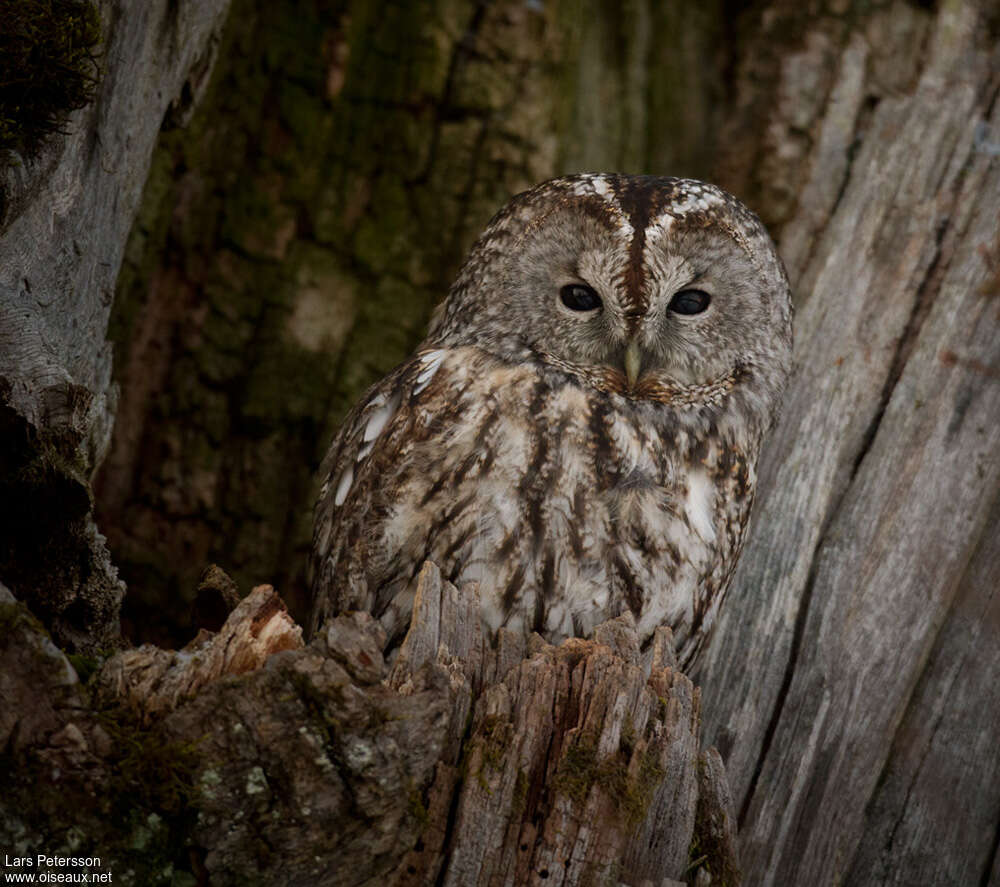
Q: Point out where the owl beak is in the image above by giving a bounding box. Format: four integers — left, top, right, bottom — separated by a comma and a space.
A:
624, 341, 642, 390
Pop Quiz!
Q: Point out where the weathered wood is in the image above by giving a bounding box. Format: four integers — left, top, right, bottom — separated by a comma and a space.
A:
388, 563, 735, 887
693, 1, 1000, 884
0, 0, 231, 652
94, 584, 303, 726
0, 564, 739, 886
845, 491, 1000, 886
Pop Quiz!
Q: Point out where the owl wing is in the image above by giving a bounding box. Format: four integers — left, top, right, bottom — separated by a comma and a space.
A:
308, 347, 451, 635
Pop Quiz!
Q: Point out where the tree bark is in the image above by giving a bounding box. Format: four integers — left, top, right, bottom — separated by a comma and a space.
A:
0, 0, 231, 652
0, 565, 738, 886
691, 3, 1000, 885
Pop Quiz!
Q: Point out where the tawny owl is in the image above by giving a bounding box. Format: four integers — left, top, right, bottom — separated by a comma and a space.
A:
309, 174, 792, 668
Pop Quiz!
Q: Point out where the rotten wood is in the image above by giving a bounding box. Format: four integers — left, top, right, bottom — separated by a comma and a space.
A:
0, 564, 738, 886
94, 584, 303, 726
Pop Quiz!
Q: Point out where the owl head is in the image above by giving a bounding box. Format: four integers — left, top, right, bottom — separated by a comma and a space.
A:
429, 174, 793, 430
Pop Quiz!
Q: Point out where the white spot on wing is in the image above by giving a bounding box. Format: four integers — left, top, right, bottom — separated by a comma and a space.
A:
334, 464, 354, 507
686, 470, 716, 543
414, 349, 447, 394
356, 390, 402, 463
669, 186, 723, 216
364, 400, 395, 442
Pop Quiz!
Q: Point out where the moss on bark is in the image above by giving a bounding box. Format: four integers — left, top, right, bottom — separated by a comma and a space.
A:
0, 0, 101, 162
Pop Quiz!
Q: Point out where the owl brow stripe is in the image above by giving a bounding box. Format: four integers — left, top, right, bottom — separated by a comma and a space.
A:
572, 193, 622, 230
609, 178, 667, 322
624, 226, 647, 329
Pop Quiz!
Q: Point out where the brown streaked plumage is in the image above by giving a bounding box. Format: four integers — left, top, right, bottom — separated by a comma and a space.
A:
309, 174, 793, 668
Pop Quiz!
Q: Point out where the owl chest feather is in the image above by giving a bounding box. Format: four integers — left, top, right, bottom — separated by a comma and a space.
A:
344, 352, 754, 660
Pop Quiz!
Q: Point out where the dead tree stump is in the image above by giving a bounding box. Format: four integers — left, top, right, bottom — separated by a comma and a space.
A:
0, 564, 738, 886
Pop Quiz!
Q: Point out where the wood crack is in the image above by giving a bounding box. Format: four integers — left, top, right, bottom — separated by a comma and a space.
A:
978, 802, 1000, 887
411, 0, 490, 188
845, 218, 945, 486
845, 122, 971, 487
738, 113, 976, 830
737, 547, 820, 831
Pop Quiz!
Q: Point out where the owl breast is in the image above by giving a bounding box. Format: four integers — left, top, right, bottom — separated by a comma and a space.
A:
323, 346, 754, 667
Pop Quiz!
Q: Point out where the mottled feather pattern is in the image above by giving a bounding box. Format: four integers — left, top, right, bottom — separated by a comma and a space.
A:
310, 174, 792, 668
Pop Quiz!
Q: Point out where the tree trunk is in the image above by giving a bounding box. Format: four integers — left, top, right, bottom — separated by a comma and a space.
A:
1, 0, 998, 885
0, 0, 231, 652
691, 3, 1000, 885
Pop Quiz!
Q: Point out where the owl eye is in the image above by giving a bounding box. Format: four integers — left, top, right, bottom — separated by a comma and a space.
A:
668, 289, 711, 315
560, 284, 602, 312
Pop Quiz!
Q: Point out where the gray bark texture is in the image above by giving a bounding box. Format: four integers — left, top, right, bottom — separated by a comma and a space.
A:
0, 0, 231, 652
0, 0, 998, 885
691, 3, 1000, 885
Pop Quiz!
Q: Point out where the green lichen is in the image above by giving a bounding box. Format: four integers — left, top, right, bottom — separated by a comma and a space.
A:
66, 652, 100, 684
620, 713, 637, 756
0, 601, 22, 630
553, 738, 599, 806
621, 748, 666, 829
95, 707, 207, 823
0, 0, 101, 161
408, 786, 429, 829
474, 714, 511, 791
511, 768, 529, 818
554, 735, 666, 831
